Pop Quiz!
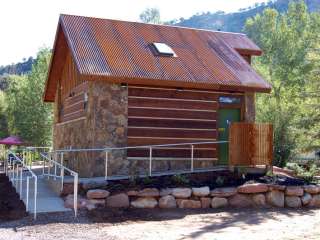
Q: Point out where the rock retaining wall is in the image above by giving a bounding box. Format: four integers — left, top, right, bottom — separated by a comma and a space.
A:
64, 183, 320, 211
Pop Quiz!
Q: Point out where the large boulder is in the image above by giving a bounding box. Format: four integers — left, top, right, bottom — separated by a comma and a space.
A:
266, 190, 284, 207
64, 194, 87, 209
160, 188, 173, 197
127, 190, 139, 197
200, 197, 211, 208
172, 188, 192, 198
192, 187, 210, 197
106, 193, 129, 208
301, 193, 312, 206
229, 194, 253, 208
159, 195, 177, 209
285, 196, 302, 208
285, 186, 304, 196
309, 194, 320, 207
211, 197, 228, 208
177, 199, 201, 209
268, 184, 286, 191
211, 187, 237, 197
252, 194, 266, 207
237, 183, 268, 194
87, 199, 106, 206
303, 185, 320, 195
131, 197, 158, 208
86, 189, 110, 199
138, 188, 160, 197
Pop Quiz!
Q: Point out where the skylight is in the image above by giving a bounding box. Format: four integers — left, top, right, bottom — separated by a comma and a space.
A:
152, 42, 176, 57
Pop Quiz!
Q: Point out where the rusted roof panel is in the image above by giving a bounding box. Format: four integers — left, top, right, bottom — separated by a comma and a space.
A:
44, 14, 271, 102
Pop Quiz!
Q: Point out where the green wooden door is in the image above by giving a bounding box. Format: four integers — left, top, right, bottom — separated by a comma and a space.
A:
218, 109, 241, 165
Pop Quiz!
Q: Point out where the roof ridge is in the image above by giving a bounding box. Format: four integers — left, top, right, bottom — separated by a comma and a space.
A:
59, 13, 248, 36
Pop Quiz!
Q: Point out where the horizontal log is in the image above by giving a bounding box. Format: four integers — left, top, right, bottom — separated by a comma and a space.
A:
127, 148, 217, 158
63, 101, 85, 116
128, 127, 217, 139
128, 138, 218, 148
61, 109, 86, 122
128, 87, 218, 101
128, 117, 217, 129
128, 108, 217, 120
128, 97, 218, 110
64, 93, 85, 107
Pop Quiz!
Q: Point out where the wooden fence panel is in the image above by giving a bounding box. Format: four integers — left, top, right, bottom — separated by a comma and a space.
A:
229, 123, 273, 166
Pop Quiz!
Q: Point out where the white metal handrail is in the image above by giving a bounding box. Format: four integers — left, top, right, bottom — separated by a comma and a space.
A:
52, 140, 228, 180
39, 152, 78, 217
5, 150, 38, 219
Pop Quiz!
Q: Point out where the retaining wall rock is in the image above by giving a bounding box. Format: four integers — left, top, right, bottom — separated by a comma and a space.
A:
64, 183, 320, 211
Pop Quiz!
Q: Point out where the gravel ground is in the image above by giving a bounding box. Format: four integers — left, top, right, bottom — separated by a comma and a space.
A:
0, 208, 320, 240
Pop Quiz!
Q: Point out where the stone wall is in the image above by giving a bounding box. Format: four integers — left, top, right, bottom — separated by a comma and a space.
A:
64, 183, 320, 210
53, 81, 128, 177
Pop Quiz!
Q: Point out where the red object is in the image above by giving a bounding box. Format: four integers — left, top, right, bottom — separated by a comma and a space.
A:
0, 136, 24, 145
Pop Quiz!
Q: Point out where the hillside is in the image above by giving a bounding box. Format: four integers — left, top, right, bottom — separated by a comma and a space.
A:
174, 0, 320, 32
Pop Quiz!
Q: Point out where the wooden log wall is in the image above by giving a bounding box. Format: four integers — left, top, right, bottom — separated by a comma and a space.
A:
229, 122, 273, 166
58, 49, 88, 123
127, 86, 219, 162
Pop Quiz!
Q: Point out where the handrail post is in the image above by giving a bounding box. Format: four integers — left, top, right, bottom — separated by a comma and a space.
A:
60, 152, 64, 191
12, 163, 15, 186
26, 176, 29, 212
105, 151, 108, 180
191, 145, 194, 172
47, 152, 51, 179
19, 166, 23, 198
149, 147, 152, 177
34, 176, 37, 220
42, 154, 45, 176
73, 173, 78, 217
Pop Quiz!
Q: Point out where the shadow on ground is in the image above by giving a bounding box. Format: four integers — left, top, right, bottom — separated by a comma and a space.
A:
0, 207, 317, 237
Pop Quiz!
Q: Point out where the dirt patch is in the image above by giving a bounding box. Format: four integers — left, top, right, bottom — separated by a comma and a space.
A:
0, 173, 27, 221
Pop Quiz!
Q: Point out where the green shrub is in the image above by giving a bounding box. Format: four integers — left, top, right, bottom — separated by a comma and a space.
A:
285, 162, 318, 184
171, 174, 189, 185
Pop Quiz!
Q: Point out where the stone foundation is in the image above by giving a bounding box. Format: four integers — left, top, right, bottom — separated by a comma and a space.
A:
65, 183, 320, 210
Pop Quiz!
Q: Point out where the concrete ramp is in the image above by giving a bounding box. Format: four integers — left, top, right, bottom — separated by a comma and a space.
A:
18, 175, 71, 214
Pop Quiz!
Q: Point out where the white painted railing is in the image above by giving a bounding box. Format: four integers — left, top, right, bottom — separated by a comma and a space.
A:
5, 150, 38, 219
53, 140, 228, 180
39, 152, 79, 217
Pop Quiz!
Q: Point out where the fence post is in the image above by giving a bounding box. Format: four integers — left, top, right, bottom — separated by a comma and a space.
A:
149, 147, 152, 177
105, 151, 108, 180
191, 145, 194, 172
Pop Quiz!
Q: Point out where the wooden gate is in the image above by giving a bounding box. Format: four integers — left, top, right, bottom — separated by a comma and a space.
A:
229, 123, 273, 166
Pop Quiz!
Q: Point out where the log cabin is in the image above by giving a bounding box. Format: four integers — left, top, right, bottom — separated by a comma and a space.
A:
44, 14, 272, 177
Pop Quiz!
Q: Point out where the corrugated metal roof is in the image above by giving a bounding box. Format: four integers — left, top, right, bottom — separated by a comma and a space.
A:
44, 14, 271, 102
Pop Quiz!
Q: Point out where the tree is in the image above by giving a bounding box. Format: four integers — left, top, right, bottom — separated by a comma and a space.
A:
139, 8, 161, 24
244, 1, 320, 166
5, 48, 52, 146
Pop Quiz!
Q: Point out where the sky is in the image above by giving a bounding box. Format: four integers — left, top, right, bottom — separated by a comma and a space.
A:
0, 0, 268, 66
